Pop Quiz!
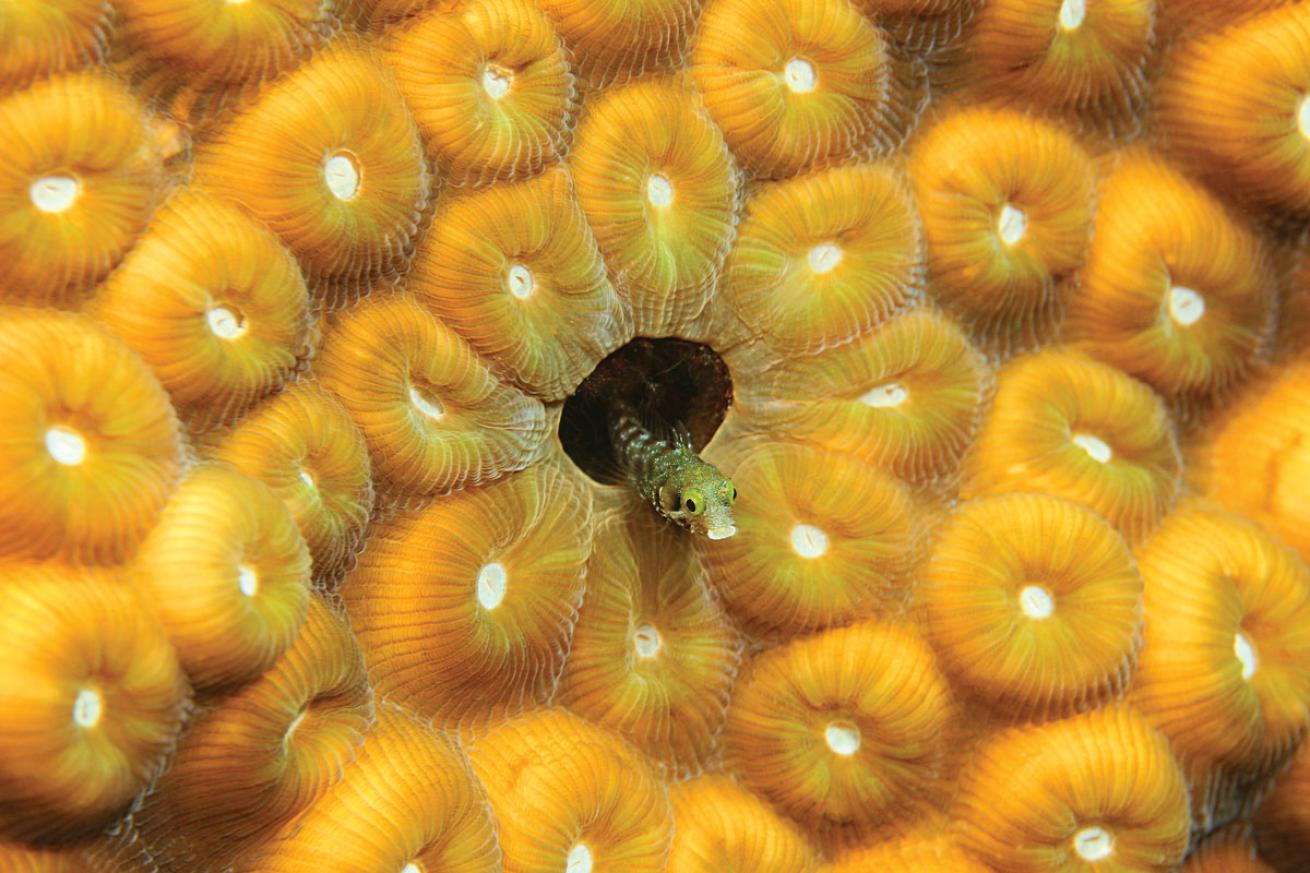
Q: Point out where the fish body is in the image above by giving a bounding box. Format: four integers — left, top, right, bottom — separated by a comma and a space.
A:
608, 398, 737, 540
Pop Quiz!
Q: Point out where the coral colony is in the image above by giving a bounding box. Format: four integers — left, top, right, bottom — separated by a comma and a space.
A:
2, 0, 1310, 871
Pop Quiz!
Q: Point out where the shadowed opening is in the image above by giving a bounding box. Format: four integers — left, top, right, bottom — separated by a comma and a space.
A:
560, 338, 733, 485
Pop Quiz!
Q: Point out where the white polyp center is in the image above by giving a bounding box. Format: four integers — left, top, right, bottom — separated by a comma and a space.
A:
507, 264, 534, 300
45, 425, 87, 466
807, 243, 843, 274
285, 709, 307, 742
1074, 826, 1114, 862
477, 562, 508, 610
299, 468, 315, 489
1019, 585, 1055, 620
1168, 285, 1206, 327
1058, 0, 1086, 31
633, 624, 662, 659
401, 864, 421, 873
72, 688, 102, 729
1299, 94, 1310, 141
824, 721, 860, 756
481, 64, 512, 99
784, 57, 817, 93
1234, 631, 1259, 681
566, 843, 593, 873
997, 203, 1027, 246
861, 382, 908, 408
324, 152, 360, 201
1073, 433, 1113, 464
238, 565, 258, 597
30, 174, 80, 213
409, 385, 445, 420
646, 173, 674, 208
206, 306, 247, 340
790, 524, 829, 559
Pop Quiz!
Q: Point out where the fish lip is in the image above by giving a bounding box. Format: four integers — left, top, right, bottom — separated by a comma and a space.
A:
706, 525, 737, 541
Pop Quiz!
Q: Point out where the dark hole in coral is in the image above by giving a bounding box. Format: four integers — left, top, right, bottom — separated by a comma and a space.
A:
560, 338, 733, 485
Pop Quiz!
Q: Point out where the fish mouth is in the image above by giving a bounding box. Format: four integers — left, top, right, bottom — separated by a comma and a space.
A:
706, 525, 737, 541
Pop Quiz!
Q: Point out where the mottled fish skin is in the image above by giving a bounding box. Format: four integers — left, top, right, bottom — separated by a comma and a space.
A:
608, 399, 737, 540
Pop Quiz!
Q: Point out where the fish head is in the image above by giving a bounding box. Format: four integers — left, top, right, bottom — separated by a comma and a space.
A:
661, 461, 737, 540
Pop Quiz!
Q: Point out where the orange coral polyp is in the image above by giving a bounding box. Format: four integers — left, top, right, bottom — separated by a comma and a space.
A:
668, 775, 818, 872
0, 72, 163, 307
137, 595, 372, 871
962, 347, 1182, 542
132, 462, 312, 691
469, 707, 673, 873
409, 169, 629, 402
1131, 505, 1310, 801
1157, 6, 1310, 214
921, 493, 1144, 720
0, 566, 188, 843
211, 381, 375, 581
909, 105, 1096, 344
739, 307, 987, 483
1188, 356, 1310, 563
570, 78, 740, 337
1066, 150, 1274, 404
90, 189, 313, 429
536, 0, 703, 86
952, 706, 1191, 872
698, 443, 918, 635
315, 295, 548, 498
234, 702, 501, 873
691, 0, 893, 178
0, 309, 183, 565
964, 0, 1154, 115
724, 621, 954, 842
718, 163, 922, 355
555, 513, 740, 774
342, 462, 590, 729
386, 0, 575, 186
116, 0, 333, 86
0, 0, 113, 92
197, 42, 430, 285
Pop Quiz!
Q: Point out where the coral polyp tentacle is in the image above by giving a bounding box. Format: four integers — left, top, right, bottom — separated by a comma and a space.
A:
132, 462, 313, 691
468, 708, 673, 872
556, 512, 740, 772
89, 188, 314, 431
409, 168, 630, 402
570, 78, 740, 336
315, 294, 549, 499
952, 706, 1191, 872
196, 42, 430, 293
210, 381, 375, 581
0, 72, 164, 307
137, 595, 372, 870
692, 0, 896, 178
342, 461, 590, 729
386, 0, 576, 186
0, 566, 188, 843
0, 308, 184, 565
717, 162, 922, 356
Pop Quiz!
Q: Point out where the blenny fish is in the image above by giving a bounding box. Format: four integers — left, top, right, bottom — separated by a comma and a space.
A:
608, 397, 738, 540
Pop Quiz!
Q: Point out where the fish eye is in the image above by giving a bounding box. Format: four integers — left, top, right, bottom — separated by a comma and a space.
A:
683, 492, 704, 515
728, 483, 737, 503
